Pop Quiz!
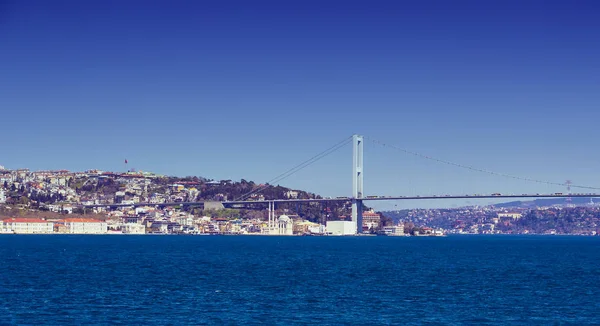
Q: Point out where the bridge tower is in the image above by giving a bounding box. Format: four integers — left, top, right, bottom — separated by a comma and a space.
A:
565, 180, 573, 207
351, 134, 364, 234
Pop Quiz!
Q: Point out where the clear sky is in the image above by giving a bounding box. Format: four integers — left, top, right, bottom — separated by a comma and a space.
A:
1, 0, 599, 210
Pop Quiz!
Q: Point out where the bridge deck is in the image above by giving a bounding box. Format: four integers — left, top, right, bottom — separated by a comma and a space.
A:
82, 193, 600, 208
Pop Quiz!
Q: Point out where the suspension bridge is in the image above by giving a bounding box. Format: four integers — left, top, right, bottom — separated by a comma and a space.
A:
84, 134, 600, 234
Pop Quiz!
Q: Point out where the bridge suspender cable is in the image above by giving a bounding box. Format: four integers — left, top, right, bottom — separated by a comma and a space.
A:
366, 136, 600, 191
235, 136, 353, 201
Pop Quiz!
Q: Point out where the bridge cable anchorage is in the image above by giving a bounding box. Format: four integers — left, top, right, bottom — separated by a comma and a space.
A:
366, 136, 600, 191
234, 135, 353, 201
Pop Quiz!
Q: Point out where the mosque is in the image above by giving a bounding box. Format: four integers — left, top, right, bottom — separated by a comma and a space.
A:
263, 214, 294, 235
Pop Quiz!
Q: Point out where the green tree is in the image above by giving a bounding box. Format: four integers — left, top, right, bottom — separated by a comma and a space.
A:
18, 196, 30, 206
378, 212, 394, 227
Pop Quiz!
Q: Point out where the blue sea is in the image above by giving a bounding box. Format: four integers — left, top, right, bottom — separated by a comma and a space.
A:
1, 235, 599, 325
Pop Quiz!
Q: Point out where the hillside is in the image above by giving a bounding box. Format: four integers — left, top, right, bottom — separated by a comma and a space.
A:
492, 197, 598, 208
0, 169, 354, 223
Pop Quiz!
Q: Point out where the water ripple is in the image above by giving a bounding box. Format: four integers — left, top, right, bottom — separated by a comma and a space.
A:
0, 235, 599, 324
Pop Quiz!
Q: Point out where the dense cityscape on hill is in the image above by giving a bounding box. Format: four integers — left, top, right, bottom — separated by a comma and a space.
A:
385, 205, 600, 236
0, 165, 598, 236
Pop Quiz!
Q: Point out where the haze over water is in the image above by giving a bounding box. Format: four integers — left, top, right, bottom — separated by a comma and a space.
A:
1, 235, 599, 324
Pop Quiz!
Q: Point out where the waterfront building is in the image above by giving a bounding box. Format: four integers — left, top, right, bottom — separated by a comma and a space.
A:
262, 215, 295, 235
293, 220, 323, 234
362, 210, 381, 229
277, 215, 293, 235
61, 218, 108, 234
122, 223, 145, 234
326, 221, 355, 235
2, 218, 54, 234
308, 224, 326, 234
382, 224, 404, 236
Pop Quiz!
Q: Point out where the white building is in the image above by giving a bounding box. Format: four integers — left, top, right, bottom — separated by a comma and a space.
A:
0, 189, 6, 204
285, 190, 299, 199
0, 223, 11, 233
382, 224, 404, 236
498, 212, 522, 219
62, 218, 108, 234
62, 205, 74, 214
177, 216, 195, 227
3, 218, 54, 234
263, 215, 295, 235
122, 223, 145, 234
362, 210, 381, 230
326, 221, 356, 235
308, 224, 326, 234
277, 215, 293, 235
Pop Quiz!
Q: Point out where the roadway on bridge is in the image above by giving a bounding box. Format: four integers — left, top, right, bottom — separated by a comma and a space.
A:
83, 193, 600, 208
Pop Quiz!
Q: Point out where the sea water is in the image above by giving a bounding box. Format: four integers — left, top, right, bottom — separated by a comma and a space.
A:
1, 235, 599, 325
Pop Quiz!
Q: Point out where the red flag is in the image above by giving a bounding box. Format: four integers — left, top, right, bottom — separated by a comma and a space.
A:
125, 159, 128, 164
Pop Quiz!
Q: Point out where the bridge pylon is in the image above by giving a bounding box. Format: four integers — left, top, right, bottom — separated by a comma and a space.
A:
351, 134, 364, 234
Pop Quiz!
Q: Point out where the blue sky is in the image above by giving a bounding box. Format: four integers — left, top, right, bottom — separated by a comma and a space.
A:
1, 1, 600, 209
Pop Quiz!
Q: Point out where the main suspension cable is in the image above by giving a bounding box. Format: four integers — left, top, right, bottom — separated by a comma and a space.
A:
367, 136, 600, 191
235, 136, 353, 201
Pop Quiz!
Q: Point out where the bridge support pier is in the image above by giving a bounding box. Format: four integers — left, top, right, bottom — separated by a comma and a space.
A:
351, 199, 363, 234
351, 134, 364, 234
